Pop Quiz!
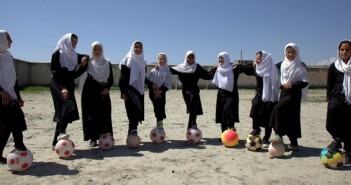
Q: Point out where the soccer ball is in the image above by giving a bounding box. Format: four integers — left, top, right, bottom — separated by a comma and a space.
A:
320, 148, 344, 169
150, 128, 166, 144
126, 134, 141, 149
268, 142, 285, 158
7, 150, 33, 172
186, 128, 202, 143
55, 139, 75, 158
221, 129, 239, 147
99, 134, 114, 150
245, 135, 262, 151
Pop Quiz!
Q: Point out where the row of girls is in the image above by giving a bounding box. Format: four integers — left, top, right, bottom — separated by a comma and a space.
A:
0, 31, 350, 164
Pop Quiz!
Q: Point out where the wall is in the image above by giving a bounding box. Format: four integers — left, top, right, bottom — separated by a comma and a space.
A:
14, 59, 328, 88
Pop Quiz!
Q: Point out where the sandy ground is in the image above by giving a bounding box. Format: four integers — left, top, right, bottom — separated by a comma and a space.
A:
0, 88, 350, 185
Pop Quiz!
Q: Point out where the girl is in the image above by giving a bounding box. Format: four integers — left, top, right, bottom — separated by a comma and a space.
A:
246, 51, 280, 148
170, 50, 215, 130
50, 33, 88, 150
79, 41, 114, 147
269, 43, 309, 151
148, 53, 172, 130
325, 40, 351, 164
119, 41, 147, 136
212, 52, 249, 135
0, 30, 27, 164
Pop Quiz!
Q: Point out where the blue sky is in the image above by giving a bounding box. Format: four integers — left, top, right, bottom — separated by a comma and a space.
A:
1, 0, 350, 66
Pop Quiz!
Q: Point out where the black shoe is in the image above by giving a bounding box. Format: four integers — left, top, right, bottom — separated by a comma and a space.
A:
89, 140, 98, 148
327, 140, 342, 151
249, 130, 260, 136
229, 127, 236, 132
0, 156, 6, 164
129, 129, 138, 135
15, 144, 27, 151
345, 152, 351, 165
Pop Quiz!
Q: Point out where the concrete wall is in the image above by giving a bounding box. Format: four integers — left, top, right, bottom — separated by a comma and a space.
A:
14, 59, 328, 88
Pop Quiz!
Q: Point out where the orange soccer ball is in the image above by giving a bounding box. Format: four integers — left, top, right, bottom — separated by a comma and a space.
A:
221, 129, 239, 148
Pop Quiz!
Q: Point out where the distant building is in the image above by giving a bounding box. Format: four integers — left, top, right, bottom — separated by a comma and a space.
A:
234, 60, 253, 65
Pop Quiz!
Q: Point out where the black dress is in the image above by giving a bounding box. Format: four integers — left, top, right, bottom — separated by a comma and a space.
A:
50, 50, 87, 124
148, 82, 169, 121
81, 63, 114, 141
245, 64, 277, 138
269, 62, 308, 140
50, 50, 88, 146
215, 64, 249, 132
170, 64, 215, 128
326, 63, 351, 152
119, 65, 149, 134
0, 80, 27, 153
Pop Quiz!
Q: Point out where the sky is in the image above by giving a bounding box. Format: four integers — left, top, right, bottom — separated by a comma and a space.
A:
1, 0, 350, 66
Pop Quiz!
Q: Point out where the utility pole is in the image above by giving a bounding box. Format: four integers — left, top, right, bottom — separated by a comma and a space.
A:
240, 50, 243, 63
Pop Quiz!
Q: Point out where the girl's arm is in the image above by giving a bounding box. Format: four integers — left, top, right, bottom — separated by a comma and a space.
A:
118, 65, 130, 97
197, 64, 216, 80
326, 64, 335, 102
74, 54, 89, 78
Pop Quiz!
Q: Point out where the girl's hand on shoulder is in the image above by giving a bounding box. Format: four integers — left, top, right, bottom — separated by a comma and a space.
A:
80, 56, 88, 67
121, 94, 127, 100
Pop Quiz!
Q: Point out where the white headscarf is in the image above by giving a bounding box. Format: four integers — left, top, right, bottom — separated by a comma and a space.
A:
119, 41, 147, 95
171, 50, 197, 73
149, 53, 172, 89
54, 33, 78, 71
255, 51, 280, 102
0, 30, 17, 100
79, 41, 111, 94
212, 52, 234, 92
334, 40, 351, 103
280, 43, 309, 100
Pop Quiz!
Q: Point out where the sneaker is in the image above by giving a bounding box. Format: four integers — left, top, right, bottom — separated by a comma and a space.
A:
229, 127, 236, 132
0, 156, 6, 164
157, 121, 164, 129
262, 140, 270, 149
51, 145, 55, 151
57, 132, 70, 141
269, 134, 283, 144
285, 144, 299, 151
327, 140, 342, 151
129, 129, 138, 135
14, 144, 27, 151
89, 140, 98, 148
192, 123, 198, 129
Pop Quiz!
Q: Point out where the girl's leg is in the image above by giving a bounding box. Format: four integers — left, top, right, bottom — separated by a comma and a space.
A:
0, 125, 11, 161
128, 120, 139, 135
187, 113, 197, 130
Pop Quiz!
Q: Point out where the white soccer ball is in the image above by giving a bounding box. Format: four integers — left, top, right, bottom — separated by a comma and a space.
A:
150, 128, 166, 144
186, 128, 202, 143
55, 139, 75, 158
268, 142, 285, 158
99, 134, 115, 150
126, 134, 141, 149
7, 149, 33, 172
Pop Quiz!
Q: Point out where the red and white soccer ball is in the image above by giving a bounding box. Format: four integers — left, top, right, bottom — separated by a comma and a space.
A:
99, 134, 114, 150
186, 128, 202, 143
7, 150, 33, 172
150, 128, 166, 144
55, 139, 75, 158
